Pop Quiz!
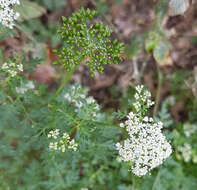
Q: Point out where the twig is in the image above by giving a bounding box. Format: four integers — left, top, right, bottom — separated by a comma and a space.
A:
153, 63, 163, 117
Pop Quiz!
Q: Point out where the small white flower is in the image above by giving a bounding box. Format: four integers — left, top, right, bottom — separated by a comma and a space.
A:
16, 87, 26, 94
183, 123, 196, 137
86, 96, 95, 104
62, 132, 70, 141
64, 93, 71, 101
143, 116, 149, 122
177, 143, 192, 162
1, 62, 23, 77
17, 63, 23, 72
0, 0, 20, 28
116, 85, 172, 177
68, 139, 78, 151
120, 123, 124, 128
48, 129, 59, 139
16, 81, 35, 94
48, 129, 78, 152
64, 85, 99, 117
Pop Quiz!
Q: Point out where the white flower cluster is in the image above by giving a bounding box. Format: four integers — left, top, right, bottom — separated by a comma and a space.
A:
1, 62, 23, 77
177, 143, 192, 162
133, 85, 154, 113
81, 188, 88, 190
0, 0, 20, 29
64, 85, 99, 117
183, 123, 196, 137
16, 81, 35, 94
48, 129, 78, 152
116, 86, 172, 177
176, 142, 197, 163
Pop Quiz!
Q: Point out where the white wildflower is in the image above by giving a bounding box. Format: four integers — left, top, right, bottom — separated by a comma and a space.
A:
177, 143, 192, 162
62, 132, 70, 141
1, 62, 23, 77
48, 129, 78, 152
25, 81, 35, 89
68, 139, 78, 151
80, 94, 86, 99
64, 85, 100, 117
17, 63, 23, 72
86, 96, 95, 104
116, 113, 172, 176
116, 85, 172, 177
120, 123, 124, 128
0, 0, 20, 29
15, 87, 26, 94
49, 142, 58, 150
81, 188, 88, 190
16, 81, 35, 94
64, 93, 71, 102
75, 101, 83, 108
183, 123, 196, 137
2, 62, 9, 69
133, 85, 154, 113
165, 96, 175, 106
48, 129, 60, 139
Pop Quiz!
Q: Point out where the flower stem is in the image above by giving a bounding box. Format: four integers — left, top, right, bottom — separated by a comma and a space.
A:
52, 65, 78, 99
153, 64, 163, 117
152, 169, 161, 190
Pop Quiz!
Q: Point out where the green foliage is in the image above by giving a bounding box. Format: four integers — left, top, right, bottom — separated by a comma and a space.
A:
15, 0, 46, 21
0, 77, 126, 189
156, 101, 173, 128
126, 0, 171, 62
154, 0, 170, 23
20, 19, 61, 46
36, 0, 66, 11
54, 8, 124, 76
125, 34, 146, 58
0, 24, 17, 40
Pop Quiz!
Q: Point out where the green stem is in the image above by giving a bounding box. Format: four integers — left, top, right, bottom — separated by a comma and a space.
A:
132, 174, 139, 190
153, 63, 163, 117
52, 65, 78, 99
152, 169, 161, 190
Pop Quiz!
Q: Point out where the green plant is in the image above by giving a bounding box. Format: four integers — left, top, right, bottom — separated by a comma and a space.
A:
1, 2, 197, 190
54, 8, 124, 76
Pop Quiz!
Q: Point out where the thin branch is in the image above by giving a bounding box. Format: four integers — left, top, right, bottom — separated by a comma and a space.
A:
153, 63, 163, 117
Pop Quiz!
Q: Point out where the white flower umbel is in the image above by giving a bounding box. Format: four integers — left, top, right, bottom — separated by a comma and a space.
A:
134, 85, 154, 113
116, 85, 172, 177
48, 129, 78, 152
183, 123, 196, 137
64, 85, 100, 117
0, 0, 20, 29
177, 143, 192, 162
16, 81, 35, 94
1, 62, 23, 77
48, 129, 60, 139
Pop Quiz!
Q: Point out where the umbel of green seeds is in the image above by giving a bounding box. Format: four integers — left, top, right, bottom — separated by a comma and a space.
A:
54, 8, 124, 76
